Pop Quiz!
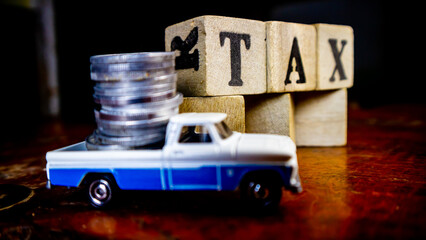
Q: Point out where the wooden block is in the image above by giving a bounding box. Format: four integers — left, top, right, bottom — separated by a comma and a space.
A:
266, 21, 316, 93
294, 88, 347, 146
245, 93, 295, 142
314, 24, 354, 90
165, 15, 266, 96
179, 95, 245, 133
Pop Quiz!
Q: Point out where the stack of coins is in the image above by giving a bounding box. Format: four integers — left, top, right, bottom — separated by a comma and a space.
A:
86, 52, 182, 150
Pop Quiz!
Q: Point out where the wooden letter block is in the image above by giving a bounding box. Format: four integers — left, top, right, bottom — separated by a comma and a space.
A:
179, 95, 245, 133
245, 93, 295, 142
294, 88, 347, 146
314, 24, 354, 90
165, 15, 266, 96
266, 21, 316, 93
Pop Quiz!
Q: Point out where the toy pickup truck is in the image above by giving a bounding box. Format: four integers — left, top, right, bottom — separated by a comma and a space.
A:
46, 113, 302, 209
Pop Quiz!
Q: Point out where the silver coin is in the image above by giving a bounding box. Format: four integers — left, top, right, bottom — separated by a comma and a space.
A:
86, 132, 133, 151
93, 81, 176, 97
96, 94, 182, 115
86, 130, 165, 150
97, 123, 168, 137
91, 61, 174, 73
100, 93, 183, 111
95, 112, 173, 128
94, 73, 177, 89
96, 105, 179, 122
93, 129, 165, 147
90, 66, 175, 81
88, 51, 179, 150
90, 52, 175, 64
95, 115, 172, 138
97, 126, 166, 138
93, 89, 176, 106
98, 100, 181, 115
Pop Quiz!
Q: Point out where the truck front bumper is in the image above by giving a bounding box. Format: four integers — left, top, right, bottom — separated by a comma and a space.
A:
288, 172, 302, 193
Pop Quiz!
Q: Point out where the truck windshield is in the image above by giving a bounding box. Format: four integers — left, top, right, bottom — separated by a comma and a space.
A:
215, 121, 233, 139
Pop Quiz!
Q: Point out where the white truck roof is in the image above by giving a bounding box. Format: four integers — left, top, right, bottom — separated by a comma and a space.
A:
170, 112, 227, 125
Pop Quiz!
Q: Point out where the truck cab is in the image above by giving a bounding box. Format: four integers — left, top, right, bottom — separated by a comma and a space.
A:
163, 113, 238, 191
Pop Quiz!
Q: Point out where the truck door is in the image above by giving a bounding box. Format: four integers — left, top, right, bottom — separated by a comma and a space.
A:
168, 124, 220, 190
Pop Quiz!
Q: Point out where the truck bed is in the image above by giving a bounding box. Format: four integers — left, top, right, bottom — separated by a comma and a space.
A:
46, 141, 166, 189
47, 142, 164, 159
53, 140, 165, 152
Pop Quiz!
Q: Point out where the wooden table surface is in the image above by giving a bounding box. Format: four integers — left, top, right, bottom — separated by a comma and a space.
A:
0, 103, 425, 239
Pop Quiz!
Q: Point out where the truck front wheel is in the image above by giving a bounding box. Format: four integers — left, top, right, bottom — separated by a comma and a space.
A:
87, 178, 114, 208
240, 175, 282, 210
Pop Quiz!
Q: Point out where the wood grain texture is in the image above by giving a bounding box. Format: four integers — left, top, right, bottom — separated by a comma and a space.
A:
179, 95, 245, 133
314, 23, 354, 90
295, 88, 347, 146
165, 15, 266, 96
266, 21, 316, 93
245, 93, 295, 142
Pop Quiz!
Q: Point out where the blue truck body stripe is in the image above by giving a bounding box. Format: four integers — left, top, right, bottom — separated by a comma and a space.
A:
171, 166, 217, 187
219, 165, 293, 190
172, 185, 219, 190
49, 168, 107, 187
49, 164, 293, 191
114, 169, 163, 190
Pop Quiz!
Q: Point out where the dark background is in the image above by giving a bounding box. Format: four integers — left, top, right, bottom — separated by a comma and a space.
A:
0, 0, 420, 140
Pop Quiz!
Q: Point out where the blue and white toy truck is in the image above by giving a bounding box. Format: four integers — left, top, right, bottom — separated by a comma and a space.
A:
46, 113, 302, 209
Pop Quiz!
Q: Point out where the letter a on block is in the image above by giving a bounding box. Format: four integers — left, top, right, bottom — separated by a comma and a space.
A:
284, 37, 306, 85
266, 21, 316, 93
314, 23, 354, 90
165, 15, 266, 96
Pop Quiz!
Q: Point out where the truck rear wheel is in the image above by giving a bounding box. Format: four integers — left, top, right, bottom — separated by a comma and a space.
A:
87, 177, 115, 208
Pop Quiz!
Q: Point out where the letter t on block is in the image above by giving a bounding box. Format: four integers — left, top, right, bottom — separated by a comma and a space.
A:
165, 15, 266, 96
314, 23, 354, 90
219, 32, 251, 87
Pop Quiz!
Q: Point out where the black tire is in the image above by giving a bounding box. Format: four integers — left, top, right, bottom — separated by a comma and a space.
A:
240, 175, 282, 210
87, 176, 116, 208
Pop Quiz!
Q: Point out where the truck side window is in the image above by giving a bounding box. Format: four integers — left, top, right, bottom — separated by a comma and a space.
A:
178, 125, 212, 143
